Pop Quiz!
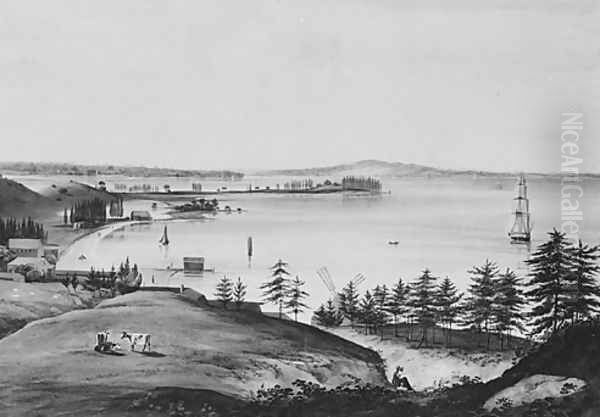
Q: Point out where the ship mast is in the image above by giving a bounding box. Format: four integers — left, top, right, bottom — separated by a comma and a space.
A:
509, 174, 531, 241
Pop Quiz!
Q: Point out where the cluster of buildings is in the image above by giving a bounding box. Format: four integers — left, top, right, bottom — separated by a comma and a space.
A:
0, 239, 58, 282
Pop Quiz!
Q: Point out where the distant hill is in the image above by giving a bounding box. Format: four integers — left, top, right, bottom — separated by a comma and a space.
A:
253, 160, 599, 180
39, 180, 117, 205
0, 161, 244, 180
0, 176, 52, 216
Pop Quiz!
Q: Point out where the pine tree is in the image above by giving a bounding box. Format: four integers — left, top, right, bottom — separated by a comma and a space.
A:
285, 275, 309, 321
372, 285, 390, 340
435, 276, 463, 346
526, 229, 573, 338
314, 299, 343, 327
338, 281, 360, 327
214, 275, 233, 308
565, 240, 600, 323
464, 259, 498, 349
260, 259, 291, 319
386, 278, 410, 337
358, 290, 377, 335
492, 268, 526, 350
232, 277, 247, 311
409, 269, 438, 347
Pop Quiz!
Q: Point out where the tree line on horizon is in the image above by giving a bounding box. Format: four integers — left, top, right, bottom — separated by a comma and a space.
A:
341, 176, 382, 192
0, 216, 47, 246
314, 229, 600, 349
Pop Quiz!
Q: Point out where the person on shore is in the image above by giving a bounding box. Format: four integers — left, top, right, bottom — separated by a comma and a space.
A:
392, 366, 414, 391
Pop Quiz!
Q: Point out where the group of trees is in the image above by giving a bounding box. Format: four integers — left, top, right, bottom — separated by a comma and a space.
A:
341, 176, 382, 192
526, 229, 600, 338
259, 259, 309, 321
0, 216, 46, 245
66, 198, 108, 224
64, 257, 140, 294
283, 179, 316, 191
214, 276, 248, 310
212, 260, 309, 321
314, 229, 600, 348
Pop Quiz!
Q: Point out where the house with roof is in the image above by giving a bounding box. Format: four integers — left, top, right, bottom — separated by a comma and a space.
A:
8, 239, 43, 258
7, 257, 53, 277
130, 210, 152, 221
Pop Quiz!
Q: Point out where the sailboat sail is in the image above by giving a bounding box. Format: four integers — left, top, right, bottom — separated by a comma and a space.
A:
159, 226, 170, 245
509, 175, 531, 242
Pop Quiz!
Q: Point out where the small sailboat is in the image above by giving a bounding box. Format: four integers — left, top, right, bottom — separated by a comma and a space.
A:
247, 236, 253, 266
159, 225, 170, 246
508, 174, 531, 243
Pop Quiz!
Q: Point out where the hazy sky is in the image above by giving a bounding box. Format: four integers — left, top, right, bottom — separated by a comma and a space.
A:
0, 0, 598, 172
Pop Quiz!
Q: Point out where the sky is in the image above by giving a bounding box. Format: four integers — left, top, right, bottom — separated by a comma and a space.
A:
0, 0, 598, 172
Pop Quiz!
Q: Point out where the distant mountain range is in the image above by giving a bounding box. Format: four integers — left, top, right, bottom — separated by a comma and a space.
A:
252, 159, 599, 179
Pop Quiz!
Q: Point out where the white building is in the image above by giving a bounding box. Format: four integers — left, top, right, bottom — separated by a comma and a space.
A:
8, 239, 43, 258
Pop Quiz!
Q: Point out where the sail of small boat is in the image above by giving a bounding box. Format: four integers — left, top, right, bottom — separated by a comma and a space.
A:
159, 225, 170, 245
247, 236, 253, 266
508, 174, 531, 243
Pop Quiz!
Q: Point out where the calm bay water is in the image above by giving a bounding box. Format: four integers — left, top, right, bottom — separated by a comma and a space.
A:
14, 174, 600, 320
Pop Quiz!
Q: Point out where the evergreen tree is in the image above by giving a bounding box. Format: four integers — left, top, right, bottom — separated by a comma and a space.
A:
386, 278, 410, 337
565, 240, 600, 323
526, 229, 573, 338
338, 281, 360, 326
372, 284, 390, 339
464, 259, 498, 349
232, 277, 247, 311
434, 276, 463, 346
492, 268, 526, 350
285, 275, 309, 321
260, 259, 291, 318
314, 299, 343, 327
409, 269, 438, 347
214, 275, 233, 308
358, 290, 377, 335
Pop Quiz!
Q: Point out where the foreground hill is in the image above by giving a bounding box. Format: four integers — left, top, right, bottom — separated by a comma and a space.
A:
0, 176, 52, 216
0, 290, 386, 416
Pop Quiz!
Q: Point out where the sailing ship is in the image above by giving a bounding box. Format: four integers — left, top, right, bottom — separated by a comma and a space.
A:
159, 225, 170, 245
508, 174, 531, 243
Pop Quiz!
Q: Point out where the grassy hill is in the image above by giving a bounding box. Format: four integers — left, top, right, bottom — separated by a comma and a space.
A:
0, 290, 387, 416
0, 176, 52, 216
0, 281, 95, 339
38, 180, 116, 205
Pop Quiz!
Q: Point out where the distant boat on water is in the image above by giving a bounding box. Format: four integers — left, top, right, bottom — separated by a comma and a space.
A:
388, 240, 399, 245
508, 174, 531, 243
159, 225, 170, 246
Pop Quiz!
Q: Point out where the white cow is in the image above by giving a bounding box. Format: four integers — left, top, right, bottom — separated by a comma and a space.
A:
120, 331, 151, 352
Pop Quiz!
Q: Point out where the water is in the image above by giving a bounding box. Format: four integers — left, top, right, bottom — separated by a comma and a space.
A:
14, 174, 600, 321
